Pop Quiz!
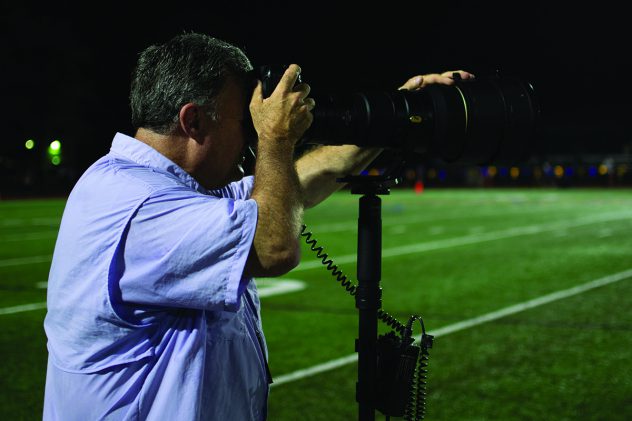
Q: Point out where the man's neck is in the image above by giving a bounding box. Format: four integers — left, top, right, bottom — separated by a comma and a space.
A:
135, 128, 191, 168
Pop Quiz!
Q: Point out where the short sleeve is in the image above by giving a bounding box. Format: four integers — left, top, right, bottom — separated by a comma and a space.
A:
114, 187, 258, 313
209, 175, 254, 200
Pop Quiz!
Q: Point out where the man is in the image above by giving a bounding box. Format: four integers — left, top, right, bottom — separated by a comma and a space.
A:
43, 32, 473, 420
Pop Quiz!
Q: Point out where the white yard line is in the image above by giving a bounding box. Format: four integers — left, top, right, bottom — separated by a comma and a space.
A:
34, 279, 307, 295
294, 211, 632, 271
4, 269, 631, 387
0, 218, 61, 227
0, 255, 53, 268
310, 206, 584, 234
0, 279, 307, 315
2, 212, 630, 269
256, 279, 306, 297
0, 232, 58, 242
270, 268, 632, 387
0, 302, 47, 315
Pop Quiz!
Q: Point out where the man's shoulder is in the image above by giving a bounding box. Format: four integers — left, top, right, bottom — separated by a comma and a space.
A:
80, 154, 188, 195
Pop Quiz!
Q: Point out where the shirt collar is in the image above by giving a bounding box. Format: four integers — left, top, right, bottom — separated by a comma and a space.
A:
109, 132, 207, 194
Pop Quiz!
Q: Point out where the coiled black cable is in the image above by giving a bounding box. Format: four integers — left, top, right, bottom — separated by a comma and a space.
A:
300, 225, 357, 294
378, 310, 407, 336
300, 224, 408, 334
403, 316, 433, 421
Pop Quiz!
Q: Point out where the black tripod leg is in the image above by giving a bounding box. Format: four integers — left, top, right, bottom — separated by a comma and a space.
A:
356, 193, 382, 421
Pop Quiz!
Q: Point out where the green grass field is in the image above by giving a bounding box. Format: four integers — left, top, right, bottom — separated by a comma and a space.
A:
1, 188, 632, 420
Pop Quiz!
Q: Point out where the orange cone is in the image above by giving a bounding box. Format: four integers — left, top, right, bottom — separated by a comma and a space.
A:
415, 180, 424, 194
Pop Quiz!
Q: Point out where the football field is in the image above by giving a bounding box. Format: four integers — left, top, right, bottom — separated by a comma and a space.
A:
1, 188, 631, 420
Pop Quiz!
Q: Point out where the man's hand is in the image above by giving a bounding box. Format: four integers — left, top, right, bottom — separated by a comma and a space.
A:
249, 64, 315, 149
398, 70, 476, 91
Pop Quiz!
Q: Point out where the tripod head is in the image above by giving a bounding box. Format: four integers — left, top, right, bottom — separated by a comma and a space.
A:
337, 174, 400, 196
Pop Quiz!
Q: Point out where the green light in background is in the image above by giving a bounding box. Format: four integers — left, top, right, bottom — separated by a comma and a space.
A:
47, 139, 63, 165
25, 139, 35, 150
49, 140, 61, 153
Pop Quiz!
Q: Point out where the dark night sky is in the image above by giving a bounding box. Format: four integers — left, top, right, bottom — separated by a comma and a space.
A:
3, 0, 631, 173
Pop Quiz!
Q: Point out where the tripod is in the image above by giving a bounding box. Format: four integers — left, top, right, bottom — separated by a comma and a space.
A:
340, 174, 400, 421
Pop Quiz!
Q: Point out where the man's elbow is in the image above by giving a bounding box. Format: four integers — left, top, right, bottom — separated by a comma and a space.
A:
246, 241, 301, 278
266, 247, 301, 277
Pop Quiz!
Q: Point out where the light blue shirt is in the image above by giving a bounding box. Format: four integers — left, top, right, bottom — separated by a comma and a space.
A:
44, 132, 270, 420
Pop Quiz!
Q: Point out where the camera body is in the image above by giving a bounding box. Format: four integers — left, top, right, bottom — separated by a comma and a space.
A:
253, 65, 540, 166
257, 64, 303, 98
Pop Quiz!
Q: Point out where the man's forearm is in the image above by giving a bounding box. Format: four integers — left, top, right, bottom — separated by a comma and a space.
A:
247, 143, 303, 276
296, 145, 383, 208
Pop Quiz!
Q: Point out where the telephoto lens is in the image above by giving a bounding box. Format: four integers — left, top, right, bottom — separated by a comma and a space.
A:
253, 66, 541, 165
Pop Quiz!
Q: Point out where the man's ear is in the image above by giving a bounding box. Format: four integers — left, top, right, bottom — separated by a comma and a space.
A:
178, 103, 204, 141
